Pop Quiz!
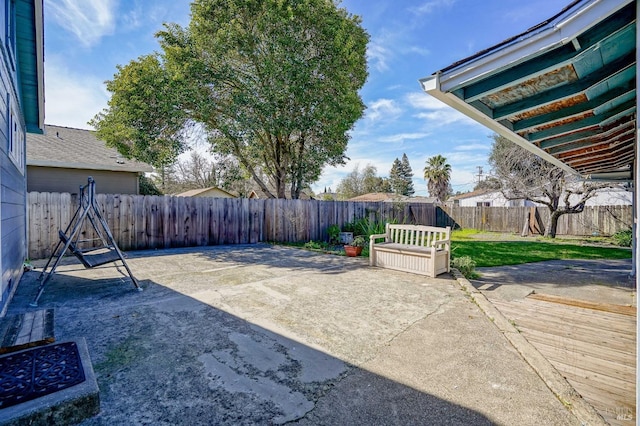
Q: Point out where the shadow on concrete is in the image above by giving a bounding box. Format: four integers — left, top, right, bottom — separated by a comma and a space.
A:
471, 258, 635, 305
8, 265, 493, 425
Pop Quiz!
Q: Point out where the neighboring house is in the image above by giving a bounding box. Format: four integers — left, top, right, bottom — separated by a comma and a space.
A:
1, 0, 44, 313
451, 187, 632, 207
583, 187, 632, 206
450, 190, 533, 207
26, 125, 153, 195
176, 187, 236, 198
348, 192, 437, 203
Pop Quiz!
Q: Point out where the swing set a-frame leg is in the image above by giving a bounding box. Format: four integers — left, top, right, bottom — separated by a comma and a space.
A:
30, 177, 142, 306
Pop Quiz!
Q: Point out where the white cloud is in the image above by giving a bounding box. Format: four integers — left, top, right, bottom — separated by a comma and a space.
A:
379, 133, 429, 144
454, 143, 490, 152
45, 0, 117, 47
406, 92, 481, 127
411, 0, 456, 16
367, 40, 391, 72
405, 92, 448, 110
366, 98, 402, 122
45, 57, 109, 129
405, 46, 430, 56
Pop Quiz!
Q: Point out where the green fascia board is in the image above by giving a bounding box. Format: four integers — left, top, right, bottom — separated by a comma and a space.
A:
492, 54, 635, 120
512, 83, 635, 132
15, 0, 43, 133
529, 99, 635, 142
550, 132, 634, 156
462, 3, 635, 101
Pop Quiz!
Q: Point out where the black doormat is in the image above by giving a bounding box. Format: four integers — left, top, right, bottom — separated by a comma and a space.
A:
0, 341, 85, 409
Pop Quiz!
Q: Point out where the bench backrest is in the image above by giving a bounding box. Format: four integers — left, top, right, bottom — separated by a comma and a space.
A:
386, 224, 450, 247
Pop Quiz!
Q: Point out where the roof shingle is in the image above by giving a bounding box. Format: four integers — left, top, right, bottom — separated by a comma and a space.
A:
27, 125, 153, 173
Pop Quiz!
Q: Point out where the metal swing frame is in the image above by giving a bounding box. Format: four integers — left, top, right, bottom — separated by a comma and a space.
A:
30, 177, 142, 306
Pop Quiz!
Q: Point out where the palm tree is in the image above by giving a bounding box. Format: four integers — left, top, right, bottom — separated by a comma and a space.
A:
423, 155, 451, 203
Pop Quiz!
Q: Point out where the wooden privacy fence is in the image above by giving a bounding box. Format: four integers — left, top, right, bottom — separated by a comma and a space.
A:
441, 205, 632, 236
28, 192, 437, 260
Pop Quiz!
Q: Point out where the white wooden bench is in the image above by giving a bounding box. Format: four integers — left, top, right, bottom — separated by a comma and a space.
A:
369, 224, 451, 277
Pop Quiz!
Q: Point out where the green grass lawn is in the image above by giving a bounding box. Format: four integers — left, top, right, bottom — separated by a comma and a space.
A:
451, 230, 631, 268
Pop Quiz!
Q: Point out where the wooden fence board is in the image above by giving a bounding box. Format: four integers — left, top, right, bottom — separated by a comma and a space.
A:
27, 192, 628, 259
441, 205, 631, 236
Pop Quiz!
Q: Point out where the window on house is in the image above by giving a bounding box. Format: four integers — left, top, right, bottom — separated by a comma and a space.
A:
476, 202, 490, 207
7, 99, 24, 173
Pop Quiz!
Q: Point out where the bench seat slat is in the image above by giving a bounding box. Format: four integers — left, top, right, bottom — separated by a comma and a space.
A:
374, 242, 435, 255
370, 224, 451, 278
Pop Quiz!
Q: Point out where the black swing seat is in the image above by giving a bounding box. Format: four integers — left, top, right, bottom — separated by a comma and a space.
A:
58, 230, 122, 268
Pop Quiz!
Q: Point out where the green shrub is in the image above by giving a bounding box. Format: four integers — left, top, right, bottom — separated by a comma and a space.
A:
342, 221, 356, 233
304, 240, 325, 250
353, 217, 386, 238
139, 175, 162, 195
451, 256, 479, 279
327, 224, 341, 244
612, 228, 632, 247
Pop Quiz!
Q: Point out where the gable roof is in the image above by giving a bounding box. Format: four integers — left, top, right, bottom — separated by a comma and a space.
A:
348, 192, 437, 203
421, 0, 635, 182
450, 189, 494, 201
176, 187, 236, 198
27, 125, 153, 173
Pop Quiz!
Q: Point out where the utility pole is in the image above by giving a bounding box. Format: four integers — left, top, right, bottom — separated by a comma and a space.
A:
476, 166, 483, 184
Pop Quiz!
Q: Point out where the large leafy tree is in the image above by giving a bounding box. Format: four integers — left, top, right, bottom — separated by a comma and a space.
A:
89, 54, 190, 169
489, 134, 611, 238
423, 155, 451, 203
92, 0, 369, 199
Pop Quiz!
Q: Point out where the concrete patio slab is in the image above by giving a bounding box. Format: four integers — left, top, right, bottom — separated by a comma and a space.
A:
4, 244, 581, 425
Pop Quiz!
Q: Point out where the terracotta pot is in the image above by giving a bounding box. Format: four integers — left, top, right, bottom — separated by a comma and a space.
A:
344, 245, 363, 257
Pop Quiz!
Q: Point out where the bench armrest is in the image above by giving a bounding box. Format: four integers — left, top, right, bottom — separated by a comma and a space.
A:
369, 233, 387, 243
431, 238, 450, 249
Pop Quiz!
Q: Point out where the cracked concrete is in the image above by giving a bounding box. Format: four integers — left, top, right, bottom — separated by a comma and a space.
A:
6, 244, 579, 425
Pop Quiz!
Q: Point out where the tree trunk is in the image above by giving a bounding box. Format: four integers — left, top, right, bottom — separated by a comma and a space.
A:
545, 212, 561, 238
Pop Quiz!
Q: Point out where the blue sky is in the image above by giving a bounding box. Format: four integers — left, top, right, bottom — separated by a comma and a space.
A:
43, 0, 566, 196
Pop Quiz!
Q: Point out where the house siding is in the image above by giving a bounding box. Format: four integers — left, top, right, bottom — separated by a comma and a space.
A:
27, 166, 140, 195
0, 6, 26, 312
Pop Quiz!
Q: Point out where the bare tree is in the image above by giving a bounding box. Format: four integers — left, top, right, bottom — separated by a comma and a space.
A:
152, 151, 245, 195
336, 164, 388, 200
489, 134, 612, 238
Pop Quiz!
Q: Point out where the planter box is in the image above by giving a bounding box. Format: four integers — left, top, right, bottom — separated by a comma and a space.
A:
344, 245, 363, 257
339, 232, 353, 244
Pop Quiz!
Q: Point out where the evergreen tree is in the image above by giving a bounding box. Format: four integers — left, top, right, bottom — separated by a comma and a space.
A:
389, 154, 414, 196
400, 153, 414, 196
389, 158, 404, 195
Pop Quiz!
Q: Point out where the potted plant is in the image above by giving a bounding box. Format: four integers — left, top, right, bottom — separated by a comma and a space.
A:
344, 235, 366, 257
339, 221, 355, 244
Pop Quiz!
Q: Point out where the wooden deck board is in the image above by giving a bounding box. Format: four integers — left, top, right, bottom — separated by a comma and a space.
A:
0, 309, 55, 354
528, 293, 636, 317
520, 327, 636, 366
489, 295, 636, 424
530, 339, 634, 383
493, 299, 636, 334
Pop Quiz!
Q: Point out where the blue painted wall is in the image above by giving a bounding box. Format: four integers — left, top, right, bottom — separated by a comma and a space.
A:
0, 0, 34, 312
